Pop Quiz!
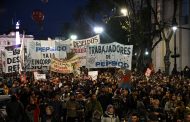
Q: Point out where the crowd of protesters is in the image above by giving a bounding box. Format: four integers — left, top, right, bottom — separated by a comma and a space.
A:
0, 67, 190, 122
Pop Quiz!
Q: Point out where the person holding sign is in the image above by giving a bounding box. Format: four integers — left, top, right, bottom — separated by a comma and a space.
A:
117, 68, 132, 91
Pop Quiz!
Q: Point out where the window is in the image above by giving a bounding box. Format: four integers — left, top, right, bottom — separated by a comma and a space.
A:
181, 0, 189, 24
182, 0, 189, 16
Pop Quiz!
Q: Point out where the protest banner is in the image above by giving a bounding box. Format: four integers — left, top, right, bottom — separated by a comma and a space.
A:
50, 55, 79, 74
72, 35, 100, 48
50, 59, 73, 74
34, 72, 46, 80
71, 35, 100, 66
1, 45, 21, 73
88, 71, 98, 80
86, 42, 133, 70
26, 40, 69, 71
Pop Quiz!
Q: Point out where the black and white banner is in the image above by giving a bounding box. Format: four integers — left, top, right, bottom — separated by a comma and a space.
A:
1, 45, 21, 73
86, 42, 133, 69
71, 35, 100, 66
26, 40, 69, 71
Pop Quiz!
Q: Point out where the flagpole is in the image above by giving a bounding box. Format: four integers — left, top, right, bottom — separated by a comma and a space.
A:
19, 30, 25, 74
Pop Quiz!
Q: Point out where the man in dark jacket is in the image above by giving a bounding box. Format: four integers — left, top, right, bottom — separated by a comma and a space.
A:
6, 95, 24, 122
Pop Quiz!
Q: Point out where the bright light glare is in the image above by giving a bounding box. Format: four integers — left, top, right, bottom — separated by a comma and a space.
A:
145, 51, 149, 55
120, 8, 128, 16
94, 26, 104, 34
70, 35, 77, 40
172, 26, 177, 31
16, 22, 20, 29
16, 21, 20, 44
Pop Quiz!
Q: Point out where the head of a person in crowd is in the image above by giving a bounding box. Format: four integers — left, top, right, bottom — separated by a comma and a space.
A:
153, 98, 160, 108
184, 113, 190, 122
177, 94, 182, 101
30, 96, 37, 104
46, 105, 54, 116
176, 119, 183, 122
130, 113, 139, 122
104, 87, 109, 93
165, 91, 170, 98
69, 93, 75, 101
10, 95, 17, 102
76, 93, 84, 100
149, 96, 154, 105
54, 94, 60, 101
106, 104, 115, 115
122, 89, 129, 96
114, 89, 120, 96
171, 94, 176, 101
91, 93, 97, 101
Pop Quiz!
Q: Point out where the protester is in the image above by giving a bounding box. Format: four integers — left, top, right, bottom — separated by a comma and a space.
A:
128, 113, 139, 122
1, 68, 190, 122
66, 93, 80, 122
101, 104, 119, 122
6, 95, 24, 122
25, 96, 40, 122
41, 105, 57, 122
85, 93, 103, 122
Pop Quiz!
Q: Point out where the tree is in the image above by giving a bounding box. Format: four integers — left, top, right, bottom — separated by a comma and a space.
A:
70, 0, 177, 74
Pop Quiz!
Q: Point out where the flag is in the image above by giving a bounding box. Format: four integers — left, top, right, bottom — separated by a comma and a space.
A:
145, 68, 152, 77
19, 32, 25, 74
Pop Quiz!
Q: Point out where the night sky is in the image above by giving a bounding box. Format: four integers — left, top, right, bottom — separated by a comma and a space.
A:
0, 0, 86, 38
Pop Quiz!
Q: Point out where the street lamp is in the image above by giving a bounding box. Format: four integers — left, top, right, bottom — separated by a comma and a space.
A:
145, 51, 149, 55
70, 34, 77, 40
171, 17, 179, 75
93, 26, 104, 34
120, 8, 128, 16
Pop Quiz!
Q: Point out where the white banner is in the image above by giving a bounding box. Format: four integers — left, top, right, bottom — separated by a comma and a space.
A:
26, 40, 69, 71
88, 71, 98, 80
34, 72, 46, 80
1, 45, 21, 73
71, 35, 100, 66
86, 42, 133, 69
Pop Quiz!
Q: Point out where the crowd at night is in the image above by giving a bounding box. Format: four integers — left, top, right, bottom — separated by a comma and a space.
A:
0, 0, 190, 122
0, 68, 190, 122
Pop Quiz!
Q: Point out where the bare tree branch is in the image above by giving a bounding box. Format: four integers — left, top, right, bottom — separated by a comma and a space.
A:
151, 35, 162, 51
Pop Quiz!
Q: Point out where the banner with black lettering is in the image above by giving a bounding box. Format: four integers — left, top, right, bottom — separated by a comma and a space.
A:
71, 35, 100, 66
26, 40, 68, 71
2, 44, 21, 73
50, 55, 80, 74
86, 42, 133, 69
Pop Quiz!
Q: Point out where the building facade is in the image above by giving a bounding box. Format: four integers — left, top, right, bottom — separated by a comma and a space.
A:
151, 0, 190, 73
0, 31, 34, 73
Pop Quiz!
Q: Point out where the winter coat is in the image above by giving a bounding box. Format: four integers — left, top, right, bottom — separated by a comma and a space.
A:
66, 99, 80, 118
6, 100, 24, 122
85, 100, 103, 122
101, 112, 119, 122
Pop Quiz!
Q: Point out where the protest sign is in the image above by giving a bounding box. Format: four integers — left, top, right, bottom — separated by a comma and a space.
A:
71, 35, 100, 66
88, 71, 98, 80
86, 42, 133, 70
50, 55, 79, 74
26, 40, 68, 71
2, 45, 21, 73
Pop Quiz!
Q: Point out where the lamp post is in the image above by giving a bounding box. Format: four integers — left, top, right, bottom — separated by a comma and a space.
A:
120, 8, 128, 16
93, 26, 104, 34
70, 34, 77, 40
171, 17, 179, 75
